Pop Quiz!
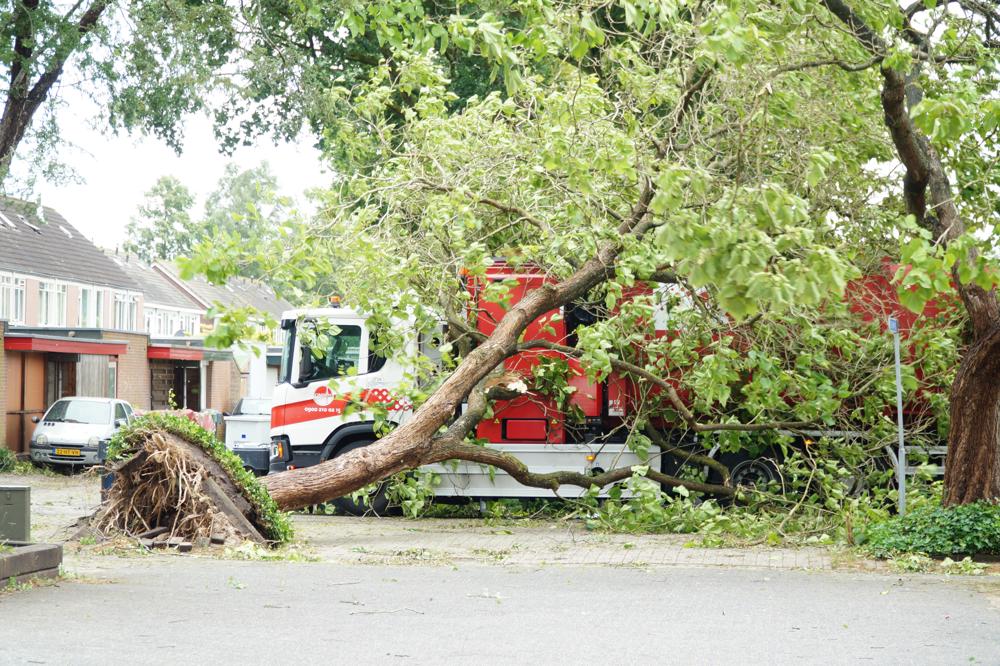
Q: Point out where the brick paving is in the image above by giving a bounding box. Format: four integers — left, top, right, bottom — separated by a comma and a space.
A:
4, 470, 840, 572
293, 515, 836, 571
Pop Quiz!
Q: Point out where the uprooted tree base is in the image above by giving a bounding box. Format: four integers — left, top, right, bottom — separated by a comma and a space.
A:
94, 431, 271, 545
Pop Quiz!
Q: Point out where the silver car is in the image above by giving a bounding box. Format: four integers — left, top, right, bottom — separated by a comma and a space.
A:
29, 397, 135, 466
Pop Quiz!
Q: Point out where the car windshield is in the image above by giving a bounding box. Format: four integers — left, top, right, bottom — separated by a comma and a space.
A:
44, 400, 111, 425
237, 399, 271, 415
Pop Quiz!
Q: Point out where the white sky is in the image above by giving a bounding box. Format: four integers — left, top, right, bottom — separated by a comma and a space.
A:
20, 96, 330, 250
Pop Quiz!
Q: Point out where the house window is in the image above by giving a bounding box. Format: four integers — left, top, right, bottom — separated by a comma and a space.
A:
0, 274, 25, 324
113, 292, 138, 331
39, 282, 67, 326
79, 287, 104, 327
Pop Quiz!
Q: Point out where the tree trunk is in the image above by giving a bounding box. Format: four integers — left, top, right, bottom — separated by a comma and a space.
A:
820, 0, 1000, 505
943, 326, 1000, 505
0, 0, 110, 183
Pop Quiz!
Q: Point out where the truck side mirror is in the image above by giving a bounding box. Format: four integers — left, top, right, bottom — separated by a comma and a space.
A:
31, 416, 41, 424
114, 418, 128, 429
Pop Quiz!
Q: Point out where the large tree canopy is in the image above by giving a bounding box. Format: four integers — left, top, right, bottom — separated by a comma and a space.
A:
6, 1, 999, 507
181, 1, 1000, 508
0, 0, 238, 186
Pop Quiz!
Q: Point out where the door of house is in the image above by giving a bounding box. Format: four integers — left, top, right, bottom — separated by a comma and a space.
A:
45, 357, 77, 407
172, 364, 201, 410
76, 354, 116, 398
4, 352, 47, 453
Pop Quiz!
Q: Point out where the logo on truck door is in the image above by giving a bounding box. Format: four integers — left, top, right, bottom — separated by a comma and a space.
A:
271, 387, 413, 428
313, 385, 335, 407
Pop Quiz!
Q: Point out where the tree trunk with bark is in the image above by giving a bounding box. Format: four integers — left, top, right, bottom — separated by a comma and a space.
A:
0, 1, 109, 182
260, 233, 635, 511
822, 0, 1000, 505
944, 328, 1000, 504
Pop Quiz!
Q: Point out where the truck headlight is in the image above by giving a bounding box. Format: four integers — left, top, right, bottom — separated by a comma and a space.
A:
88, 436, 101, 447
35, 434, 48, 446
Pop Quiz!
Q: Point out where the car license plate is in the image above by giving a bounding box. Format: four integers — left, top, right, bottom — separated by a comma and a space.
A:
54, 448, 81, 456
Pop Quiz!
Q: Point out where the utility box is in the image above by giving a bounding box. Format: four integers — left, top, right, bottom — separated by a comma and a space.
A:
0, 486, 30, 543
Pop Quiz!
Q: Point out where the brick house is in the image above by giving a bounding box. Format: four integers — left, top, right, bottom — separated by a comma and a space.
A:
0, 198, 149, 453
153, 262, 292, 399
0, 199, 292, 454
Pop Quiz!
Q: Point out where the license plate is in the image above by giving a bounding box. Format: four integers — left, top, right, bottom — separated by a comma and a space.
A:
54, 448, 81, 456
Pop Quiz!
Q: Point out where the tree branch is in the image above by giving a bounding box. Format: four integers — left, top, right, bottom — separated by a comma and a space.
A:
820, 0, 1000, 339
643, 423, 731, 486
25, 0, 110, 105
771, 56, 882, 75
430, 438, 735, 497
414, 177, 553, 236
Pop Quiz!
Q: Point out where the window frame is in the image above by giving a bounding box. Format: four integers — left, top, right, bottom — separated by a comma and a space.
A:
113, 291, 139, 331
78, 286, 104, 328
39, 281, 67, 327
292, 319, 369, 387
0, 273, 25, 324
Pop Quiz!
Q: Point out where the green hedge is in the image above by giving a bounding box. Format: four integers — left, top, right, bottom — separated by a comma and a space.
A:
864, 501, 1000, 557
108, 413, 292, 544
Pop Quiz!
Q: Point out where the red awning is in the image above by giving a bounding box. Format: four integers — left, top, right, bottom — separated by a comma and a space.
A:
4, 335, 128, 356
148, 345, 204, 361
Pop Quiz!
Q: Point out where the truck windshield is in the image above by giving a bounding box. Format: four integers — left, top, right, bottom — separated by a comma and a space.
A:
44, 400, 111, 425
298, 323, 362, 383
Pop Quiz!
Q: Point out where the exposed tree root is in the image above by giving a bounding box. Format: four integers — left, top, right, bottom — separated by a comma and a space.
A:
93, 432, 268, 544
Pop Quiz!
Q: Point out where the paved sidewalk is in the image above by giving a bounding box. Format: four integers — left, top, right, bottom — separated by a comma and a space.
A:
3, 471, 840, 572
294, 515, 836, 570
0, 471, 101, 542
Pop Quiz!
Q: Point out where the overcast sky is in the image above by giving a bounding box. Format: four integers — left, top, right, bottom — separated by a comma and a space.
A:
18, 95, 330, 250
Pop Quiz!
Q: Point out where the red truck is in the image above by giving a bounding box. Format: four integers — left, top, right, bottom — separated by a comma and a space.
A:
269, 260, 942, 512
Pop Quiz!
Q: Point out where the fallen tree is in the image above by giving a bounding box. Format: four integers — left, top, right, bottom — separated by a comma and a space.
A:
99, 2, 999, 534
95, 414, 292, 544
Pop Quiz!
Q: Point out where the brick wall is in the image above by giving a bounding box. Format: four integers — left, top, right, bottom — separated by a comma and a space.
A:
112, 332, 151, 410
149, 359, 174, 410
206, 360, 243, 414
23, 278, 39, 326
230, 362, 245, 412
206, 361, 226, 413
66, 285, 80, 327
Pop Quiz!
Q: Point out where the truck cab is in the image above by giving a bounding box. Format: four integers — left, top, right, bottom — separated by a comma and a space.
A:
269, 306, 415, 473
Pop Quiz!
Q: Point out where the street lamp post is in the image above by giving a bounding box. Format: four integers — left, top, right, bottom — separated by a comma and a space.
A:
888, 316, 906, 516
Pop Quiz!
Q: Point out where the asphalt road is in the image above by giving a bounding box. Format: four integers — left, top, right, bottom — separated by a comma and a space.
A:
2, 557, 998, 665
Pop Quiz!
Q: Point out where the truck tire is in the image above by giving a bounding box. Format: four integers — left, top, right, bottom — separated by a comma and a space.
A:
328, 439, 391, 516
716, 450, 781, 491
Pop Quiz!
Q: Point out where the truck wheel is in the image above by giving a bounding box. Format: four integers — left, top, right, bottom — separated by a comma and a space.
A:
328, 440, 391, 516
717, 451, 781, 491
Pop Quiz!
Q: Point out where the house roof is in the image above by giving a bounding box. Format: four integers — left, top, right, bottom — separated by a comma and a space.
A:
112, 256, 204, 311
154, 262, 293, 319
0, 198, 140, 290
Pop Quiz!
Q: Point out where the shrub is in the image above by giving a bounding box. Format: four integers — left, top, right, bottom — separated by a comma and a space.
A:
0, 447, 16, 473
864, 501, 1000, 557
